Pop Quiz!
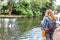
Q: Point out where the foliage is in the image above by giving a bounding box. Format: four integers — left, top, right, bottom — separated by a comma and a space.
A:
56, 5, 60, 12
0, 0, 55, 17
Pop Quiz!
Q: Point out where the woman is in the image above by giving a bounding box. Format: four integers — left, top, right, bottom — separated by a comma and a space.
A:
41, 9, 56, 40
53, 26, 60, 40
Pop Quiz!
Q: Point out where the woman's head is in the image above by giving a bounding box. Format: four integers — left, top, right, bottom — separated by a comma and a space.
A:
45, 9, 56, 20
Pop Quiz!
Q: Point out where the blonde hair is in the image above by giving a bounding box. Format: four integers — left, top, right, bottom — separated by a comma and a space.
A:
45, 9, 56, 20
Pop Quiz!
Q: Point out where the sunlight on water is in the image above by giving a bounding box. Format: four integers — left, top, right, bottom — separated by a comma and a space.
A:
0, 17, 42, 40
20, 27, 42, 40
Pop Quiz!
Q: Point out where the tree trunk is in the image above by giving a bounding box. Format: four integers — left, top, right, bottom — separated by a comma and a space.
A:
8, 0, 14, 15
9, 11, 12, 15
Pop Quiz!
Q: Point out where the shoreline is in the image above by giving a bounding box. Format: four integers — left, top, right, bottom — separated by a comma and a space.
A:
0, 15, 28, 18
0, 15, 41, 18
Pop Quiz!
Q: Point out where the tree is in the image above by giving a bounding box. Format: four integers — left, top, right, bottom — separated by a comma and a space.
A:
1, 6, 8, 14
56, 5, 60, 13
0, 0, 56, 16
7, 0, 15, 15
40, 0, 56, 16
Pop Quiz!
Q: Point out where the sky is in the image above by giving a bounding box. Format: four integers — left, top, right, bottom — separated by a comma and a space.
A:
55, 0, 60, 5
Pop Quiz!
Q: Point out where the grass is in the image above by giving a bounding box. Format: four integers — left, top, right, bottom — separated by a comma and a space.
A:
0, 15, 28, 17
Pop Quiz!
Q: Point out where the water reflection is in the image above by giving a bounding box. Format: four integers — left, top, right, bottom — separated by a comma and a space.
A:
0, 17, 42, 40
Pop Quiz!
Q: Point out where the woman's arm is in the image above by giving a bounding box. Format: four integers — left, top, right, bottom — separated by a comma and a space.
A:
41, 17, 49, 28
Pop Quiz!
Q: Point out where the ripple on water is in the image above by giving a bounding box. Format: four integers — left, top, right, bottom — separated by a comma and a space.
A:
19, 27, 42, 40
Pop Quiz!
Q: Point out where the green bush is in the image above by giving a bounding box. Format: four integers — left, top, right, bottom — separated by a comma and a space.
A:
0, 0, 55, 17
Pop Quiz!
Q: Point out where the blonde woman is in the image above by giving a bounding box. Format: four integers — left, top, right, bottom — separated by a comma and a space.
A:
41, 9, 56, 40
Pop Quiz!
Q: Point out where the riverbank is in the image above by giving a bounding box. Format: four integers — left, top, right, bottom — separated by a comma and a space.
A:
0, 15, 29, 18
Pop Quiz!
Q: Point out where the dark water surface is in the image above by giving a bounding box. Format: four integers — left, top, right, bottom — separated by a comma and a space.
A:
0, 17, 42, 40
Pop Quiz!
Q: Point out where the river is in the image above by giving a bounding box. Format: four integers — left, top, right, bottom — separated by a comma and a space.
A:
0, 17, 42, 40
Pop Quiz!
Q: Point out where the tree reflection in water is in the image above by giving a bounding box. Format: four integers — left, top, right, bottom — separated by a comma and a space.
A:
0, 17, 42, 40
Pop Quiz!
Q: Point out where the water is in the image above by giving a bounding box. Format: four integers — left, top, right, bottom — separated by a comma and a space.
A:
0, 17, 42, 40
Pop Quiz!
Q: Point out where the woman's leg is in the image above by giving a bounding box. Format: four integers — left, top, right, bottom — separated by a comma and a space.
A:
46, 32, 50, 40
49, 33, 53, 40
46, 32, 53, 40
